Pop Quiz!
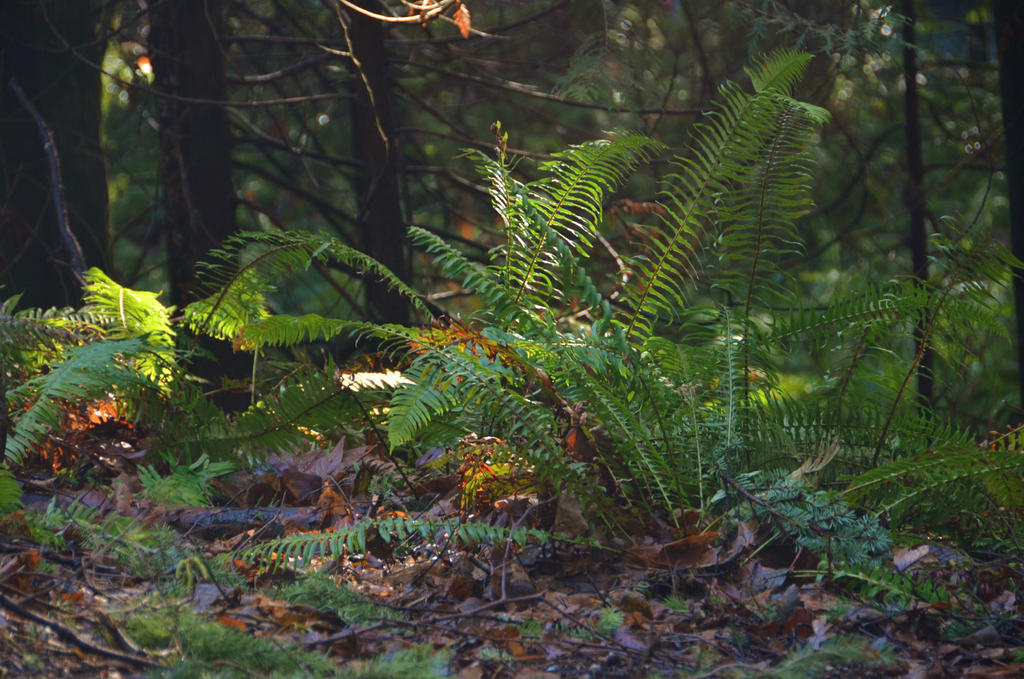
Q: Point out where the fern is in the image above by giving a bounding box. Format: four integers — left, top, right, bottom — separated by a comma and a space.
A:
243, 515, 556, 570
153, 363, 385, 463
476, 131, 662, 313
842, 447, 1024, 522
833, 566, 951, 609
0, 469, 22, 512
80, 268, 177, 381
620, 49, 828, 340
5, 338, 164, 463
184, 230, 428, 341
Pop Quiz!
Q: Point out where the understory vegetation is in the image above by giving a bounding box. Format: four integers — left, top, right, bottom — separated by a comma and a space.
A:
1, 49, 1021, 677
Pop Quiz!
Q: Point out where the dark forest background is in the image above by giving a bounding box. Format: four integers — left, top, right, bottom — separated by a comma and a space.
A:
2, 0, 1021, 430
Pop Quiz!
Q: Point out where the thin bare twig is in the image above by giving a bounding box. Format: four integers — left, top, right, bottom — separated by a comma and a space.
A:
8, 78, 86, 285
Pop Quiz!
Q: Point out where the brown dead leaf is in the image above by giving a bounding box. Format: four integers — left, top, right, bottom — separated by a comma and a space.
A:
625, 532, 719, 569
443, 574, 476, 602
301, 438, 375, 478
216, 615, 248, 631
454, 4, 471, 39
315, 483, 352, 525
513, 670, 559, 679
612, 625, 646, 651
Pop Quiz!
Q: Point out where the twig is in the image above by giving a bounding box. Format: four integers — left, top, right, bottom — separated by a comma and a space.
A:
0, 589, 162, 668
8, 78, 86, 284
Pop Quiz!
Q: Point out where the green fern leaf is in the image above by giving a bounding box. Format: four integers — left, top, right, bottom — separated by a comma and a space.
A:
5, 338, 163, 463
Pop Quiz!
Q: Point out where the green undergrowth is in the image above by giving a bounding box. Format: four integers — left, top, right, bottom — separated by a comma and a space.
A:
271, 572, 399, 625
122, 599, 446, 679
25, 501, 186, 579
723, 636, 899, 679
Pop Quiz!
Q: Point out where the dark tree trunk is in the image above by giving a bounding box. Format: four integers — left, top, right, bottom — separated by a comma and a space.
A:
0, 0, 107, 309
994, 0, 1024, 408
150, 0, 249, 411
149, 0, 237, 309
902, 0, 934, 409
345, 0, 410, 324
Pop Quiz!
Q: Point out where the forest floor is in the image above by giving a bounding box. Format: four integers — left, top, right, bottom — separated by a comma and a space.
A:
0, 408, 1021, 678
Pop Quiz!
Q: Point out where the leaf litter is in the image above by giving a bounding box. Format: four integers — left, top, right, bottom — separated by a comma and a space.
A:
0, 411, 1022, 678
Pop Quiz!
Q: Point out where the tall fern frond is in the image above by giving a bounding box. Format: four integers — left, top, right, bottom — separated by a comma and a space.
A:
620, 50, 825, 340
716, 98, 825, 315
477, 134, 662, 311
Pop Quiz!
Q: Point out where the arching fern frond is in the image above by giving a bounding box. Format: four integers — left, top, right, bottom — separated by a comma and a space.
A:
842, 447, 1024, 523
81, 268, 176, 381
407, 226, 541, 331
476, 133, 662, 312
184, 230, 427, 341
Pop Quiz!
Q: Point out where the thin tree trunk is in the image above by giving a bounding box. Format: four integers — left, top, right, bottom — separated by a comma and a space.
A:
344, 0, 410, 324
994, 0, 1024, 409
150, 0, 237, 309
902, 0, 934, 409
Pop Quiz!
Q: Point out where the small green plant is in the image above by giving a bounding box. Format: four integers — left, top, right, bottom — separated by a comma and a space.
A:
662, 594, 689, 613
123, 607, 336, 678
139, 454, 236, 506
272, 572, 398, 625
30, 500, 184, 578
595, 606, 625, 635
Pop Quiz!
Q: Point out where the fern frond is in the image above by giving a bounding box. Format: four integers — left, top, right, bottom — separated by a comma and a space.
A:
833, 566, 951, 608
81, 269, 175, 347
620, 50, 823, 340
236, 313, 399, 351
0, 300, 107, 365
155, 367, 381, 463
387, 340, 551, 451
477, 134, 662, 311
184, 230, 427, 341
5, 338, 164, 463
842, 447, 1024, 522
243, 515, 554, 569
407, 226, 541, 330
81, 268, 176, 381
0, 469, 22, 512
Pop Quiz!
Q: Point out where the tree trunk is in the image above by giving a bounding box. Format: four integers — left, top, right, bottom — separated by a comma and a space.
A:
345, 0, 410, 324
902, 0, 934, 409
0, 0, 107, 309
150, 0, 249, 411
995, 0, 1024, 408
149, 0, 237, 309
